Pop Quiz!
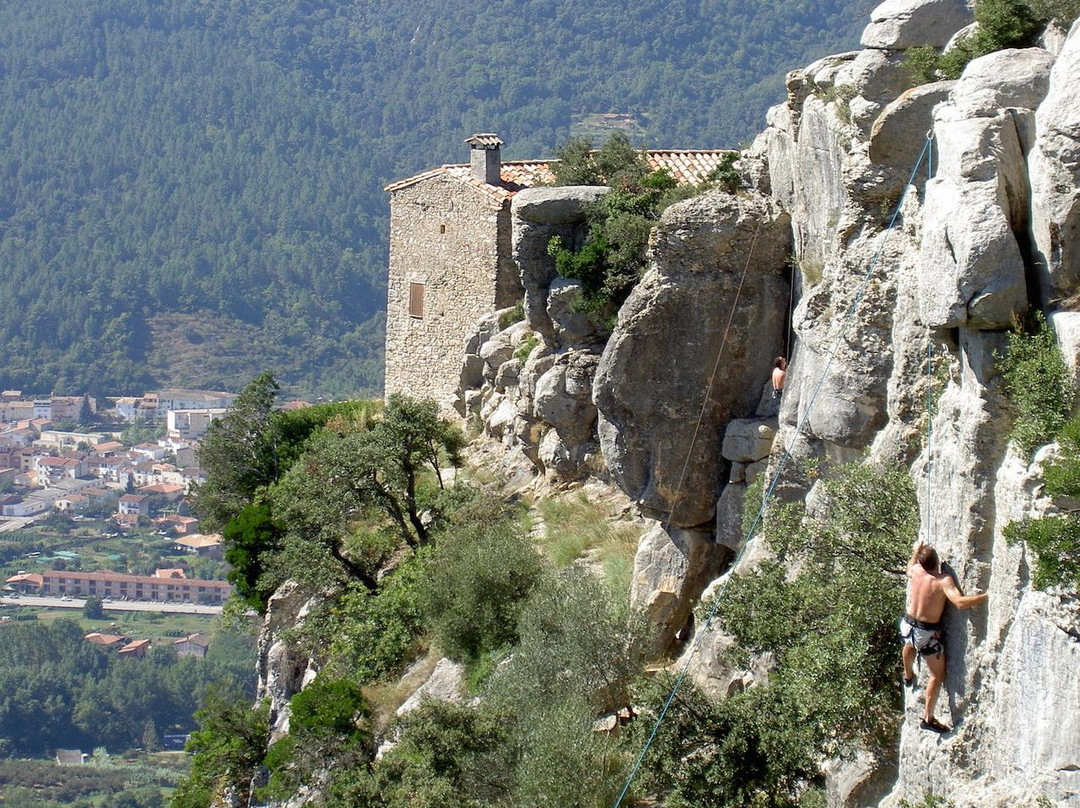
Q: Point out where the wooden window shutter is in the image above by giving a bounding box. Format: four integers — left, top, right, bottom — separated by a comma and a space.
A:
409, 282, 425, 318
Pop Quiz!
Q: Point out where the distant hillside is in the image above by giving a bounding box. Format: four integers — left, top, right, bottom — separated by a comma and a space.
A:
0, 0, 871, 397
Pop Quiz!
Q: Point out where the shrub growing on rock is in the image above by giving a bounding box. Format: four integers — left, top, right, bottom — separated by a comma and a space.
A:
998, 313, 1073, 457
640, 462, 917, 806
907, 0, 1045, 82
1005, 412, 1080, 591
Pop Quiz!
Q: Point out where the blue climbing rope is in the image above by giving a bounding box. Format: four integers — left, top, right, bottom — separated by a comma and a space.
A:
611, 128, 937, 808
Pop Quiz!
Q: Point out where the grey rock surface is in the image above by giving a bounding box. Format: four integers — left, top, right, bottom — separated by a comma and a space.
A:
512, 186, 608, 340
629, 522, 728, 652
396, 658, 466, 716
835, 48, 915, 109
257, 582, 322, 742
1030, 20, 1080, 305
868, 81, 954, 169
721, 418, 778, 463
918, 100, 1030, 329
533, 350, 600, 445
1049, 310, 1080, 396
861, 0, 974, 50
479, 336, 514, 376
953, 48, 1055, 111
547, 277, 599, 345
594, 191, 791, 526
714, 481, 748, 551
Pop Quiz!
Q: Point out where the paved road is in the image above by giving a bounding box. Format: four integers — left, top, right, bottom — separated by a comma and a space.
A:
0, 594, 223, 615
0, 516, 40, 533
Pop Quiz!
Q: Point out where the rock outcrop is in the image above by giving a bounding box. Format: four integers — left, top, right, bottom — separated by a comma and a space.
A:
743, 14, 1080, 808
1030, 23, 1080, 304
594, 190, 791, 526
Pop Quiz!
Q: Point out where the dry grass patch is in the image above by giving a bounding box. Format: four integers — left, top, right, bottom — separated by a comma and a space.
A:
363, 645, 439, 729
537, 491, 641, 580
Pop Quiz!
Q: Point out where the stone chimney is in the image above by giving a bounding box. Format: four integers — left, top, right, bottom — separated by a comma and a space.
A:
466, 133, 503, 185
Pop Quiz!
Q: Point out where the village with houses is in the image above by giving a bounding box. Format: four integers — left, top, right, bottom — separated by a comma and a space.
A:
0, 388, 252, 609
0, 387, 270, 717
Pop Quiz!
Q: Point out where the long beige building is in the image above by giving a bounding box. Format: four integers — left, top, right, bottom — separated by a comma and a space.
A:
5, 570, 232, 604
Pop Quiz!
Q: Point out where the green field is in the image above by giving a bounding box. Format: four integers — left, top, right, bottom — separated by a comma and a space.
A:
11, 606, 222, 644
0, 754, 187, 808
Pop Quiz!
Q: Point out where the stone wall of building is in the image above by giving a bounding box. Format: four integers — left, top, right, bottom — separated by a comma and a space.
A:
384, 175, 519, 411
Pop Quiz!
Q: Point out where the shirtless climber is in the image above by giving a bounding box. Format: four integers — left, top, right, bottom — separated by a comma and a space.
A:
900, 541, 988, 732
771, 356, 787, 398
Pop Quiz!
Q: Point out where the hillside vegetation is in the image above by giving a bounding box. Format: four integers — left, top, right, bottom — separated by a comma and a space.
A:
0, 0, 870, 397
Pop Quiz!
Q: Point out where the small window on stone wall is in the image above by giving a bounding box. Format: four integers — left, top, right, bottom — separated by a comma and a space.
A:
439, 223, 447, 234
409, 282, 425, 319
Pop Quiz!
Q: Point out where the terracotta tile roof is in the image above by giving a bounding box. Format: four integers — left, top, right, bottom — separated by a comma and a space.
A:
6, 573, 43, 586
156, 515, 199, 526
174, 534, 222, 549
465, 133, 503, 148
85, 632, 127, 646
175, 632, 211, 648
644, 150, 734, 185
385, 160, 557, 202
38, 457, 80, 467
119, 494, 146, 503
118, 638, 150, 654
155, 568, 187, 579
385, 150, 732, 202
139, 483, 184, 495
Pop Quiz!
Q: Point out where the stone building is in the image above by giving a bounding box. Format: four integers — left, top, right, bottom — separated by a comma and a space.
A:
384, 133, 732, 411
384, 134, 547, 411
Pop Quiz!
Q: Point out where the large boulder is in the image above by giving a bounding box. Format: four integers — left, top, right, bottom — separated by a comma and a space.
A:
594, 191, 791, 526
780, 226, 918, 454
952, 48, 1056, 112
629, 522, 728, 652
721, 418, 778, 463
1030, 20, 1080, 305
396, 658, 466, 717
869, 81, 955, 169
835, 49, 918, 130
511, 186, 609, 340
546, 277, 599, 346
714, 481, 748, 552
861, 0, 974, 51
917, 98, 1030, 329
533, 349, 601, 445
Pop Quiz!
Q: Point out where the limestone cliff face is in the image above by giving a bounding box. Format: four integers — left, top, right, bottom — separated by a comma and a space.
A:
748, 8, 1080, 805
460, 4, 1080, 806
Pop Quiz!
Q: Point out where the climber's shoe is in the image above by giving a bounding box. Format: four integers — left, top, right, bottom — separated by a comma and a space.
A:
920, 717, 950, 733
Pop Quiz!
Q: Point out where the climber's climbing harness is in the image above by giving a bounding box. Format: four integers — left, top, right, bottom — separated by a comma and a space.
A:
611, 127, 937, 808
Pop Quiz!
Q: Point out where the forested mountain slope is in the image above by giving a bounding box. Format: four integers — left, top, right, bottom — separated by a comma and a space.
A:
0, 0, 870, 397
